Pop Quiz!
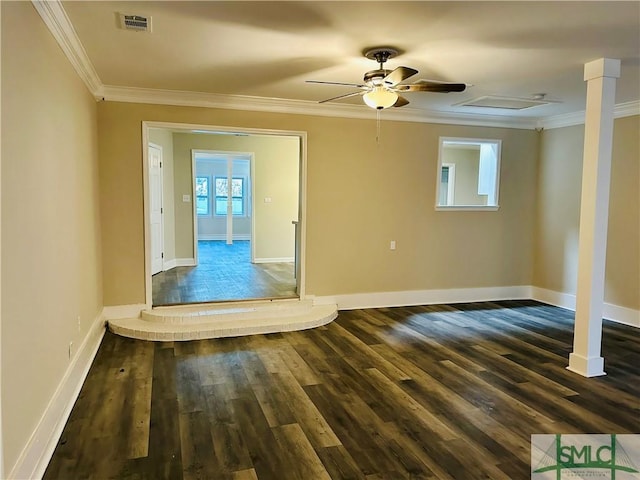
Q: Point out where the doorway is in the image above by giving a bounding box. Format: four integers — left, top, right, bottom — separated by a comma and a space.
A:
143, 122, 306, 307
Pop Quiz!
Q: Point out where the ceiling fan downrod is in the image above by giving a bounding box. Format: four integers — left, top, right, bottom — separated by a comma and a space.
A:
364, 47, 399, 70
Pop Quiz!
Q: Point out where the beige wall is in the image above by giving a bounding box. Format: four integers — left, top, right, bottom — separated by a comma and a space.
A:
1, 2, 102, 473
534, 115, 640, 310
148, 128, 176, 262
98, 101, 539, 305
172, 133, 299, 260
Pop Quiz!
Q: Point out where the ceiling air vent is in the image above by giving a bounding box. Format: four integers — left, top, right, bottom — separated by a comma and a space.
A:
455, 95, 559, 110
119, 13, 152, 32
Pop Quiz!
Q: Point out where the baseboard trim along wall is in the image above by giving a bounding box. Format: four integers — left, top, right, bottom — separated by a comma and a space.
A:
314, 285, 639, 328
313, 286, 533, 311
531, 286, 640, 328
15, 285, 638, 477
253, 257, 295, 264
163, 258, 177, 270
9, 311, 106, 480
162, 258, 196, 271
175, 258, 196, 267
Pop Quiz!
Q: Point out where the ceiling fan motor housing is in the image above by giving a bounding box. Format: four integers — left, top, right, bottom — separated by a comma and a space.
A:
364, 69, 392, 85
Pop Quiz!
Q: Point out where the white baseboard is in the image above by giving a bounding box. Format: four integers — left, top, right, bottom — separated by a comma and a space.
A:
163, 258, 177, 270
102, 303, 147, 320
253, 257, 294, 264
531, 286, 640, 328
175, 258, 196, 267
314, 285, 638, 328
314, 286, 532, 311
162, 258, 196, 271
9, 311, 106, 480
198, 234, 250, 241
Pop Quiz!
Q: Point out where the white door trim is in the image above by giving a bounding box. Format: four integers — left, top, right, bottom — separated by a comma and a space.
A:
148, 142, 164, 275
142, 121, 307, 308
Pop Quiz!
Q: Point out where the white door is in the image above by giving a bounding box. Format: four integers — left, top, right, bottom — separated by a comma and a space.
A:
149, 144, 164, 275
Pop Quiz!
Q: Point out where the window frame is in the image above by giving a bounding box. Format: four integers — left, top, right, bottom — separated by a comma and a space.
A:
214, 176, 246, 217
195, 175, 211, 217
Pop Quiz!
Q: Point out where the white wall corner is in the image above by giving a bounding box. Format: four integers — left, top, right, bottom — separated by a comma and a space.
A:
8, 311, 106, 480
102, 303, 147, 320
175, 258, 196, 267
163, 258, 177, 271
602, 303, 640, 328
531, 286, 639, 328
31, 0, 104, 97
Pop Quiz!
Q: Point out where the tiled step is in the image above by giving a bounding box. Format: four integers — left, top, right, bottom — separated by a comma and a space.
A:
108, 300, 338, 341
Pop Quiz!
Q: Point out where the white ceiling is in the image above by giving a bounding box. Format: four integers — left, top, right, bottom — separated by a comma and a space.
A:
61, 1, 640, 123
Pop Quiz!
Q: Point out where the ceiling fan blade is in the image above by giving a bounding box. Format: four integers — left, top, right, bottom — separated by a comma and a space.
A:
318, 91, 363, 104
306, 80, 365, 88
396, 81, 467, 93
393, 95, 410, 107
383, 66, 418, 87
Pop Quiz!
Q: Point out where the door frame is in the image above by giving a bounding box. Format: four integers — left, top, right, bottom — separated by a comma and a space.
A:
141, 121, 307, 308
148, 142, 165, 274
191, 150, 255, 260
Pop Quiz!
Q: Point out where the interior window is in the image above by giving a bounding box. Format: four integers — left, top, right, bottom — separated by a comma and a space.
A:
436, 137, 501, 210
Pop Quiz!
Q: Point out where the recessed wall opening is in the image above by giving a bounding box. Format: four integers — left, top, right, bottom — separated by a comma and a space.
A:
142, 122, 307, 307
436, 137, 502, 211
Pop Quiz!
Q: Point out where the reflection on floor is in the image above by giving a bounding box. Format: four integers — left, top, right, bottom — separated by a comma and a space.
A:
152, 240, 296, 306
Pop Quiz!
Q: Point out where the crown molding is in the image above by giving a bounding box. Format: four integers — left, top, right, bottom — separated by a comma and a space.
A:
34, 0, 637, 131
32, 0, 103, 97
538, 100, 640, 130
101, 85, 540, 130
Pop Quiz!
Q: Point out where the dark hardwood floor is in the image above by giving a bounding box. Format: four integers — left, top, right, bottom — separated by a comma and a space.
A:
44, 300, 639, 479
152, 240, 296, 306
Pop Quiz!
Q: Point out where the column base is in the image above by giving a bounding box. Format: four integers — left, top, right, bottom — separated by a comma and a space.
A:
567, 352, 606, 377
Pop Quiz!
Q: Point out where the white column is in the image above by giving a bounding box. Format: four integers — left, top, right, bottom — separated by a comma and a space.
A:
226, 156, 233, 245
568, 58, 620, 377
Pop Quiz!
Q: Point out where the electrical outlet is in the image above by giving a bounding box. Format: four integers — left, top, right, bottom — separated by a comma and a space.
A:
77, 316, 81, 332
68, 341, 74, 359
390, 240, 397, 250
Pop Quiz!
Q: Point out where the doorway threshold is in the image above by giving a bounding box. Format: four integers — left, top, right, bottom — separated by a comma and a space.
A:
109, 298, 337, 341
153, 294, 299, 308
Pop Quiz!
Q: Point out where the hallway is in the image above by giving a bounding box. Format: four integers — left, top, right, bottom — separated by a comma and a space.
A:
152, 241, 296, 305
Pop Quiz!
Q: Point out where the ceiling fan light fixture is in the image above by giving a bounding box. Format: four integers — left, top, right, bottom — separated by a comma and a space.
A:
363, 87, 398, 109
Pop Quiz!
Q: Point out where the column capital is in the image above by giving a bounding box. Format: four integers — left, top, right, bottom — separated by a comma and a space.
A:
584, 58, 621, 81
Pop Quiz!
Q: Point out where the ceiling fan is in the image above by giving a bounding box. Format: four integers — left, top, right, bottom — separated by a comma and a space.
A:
307, 47, 467, 110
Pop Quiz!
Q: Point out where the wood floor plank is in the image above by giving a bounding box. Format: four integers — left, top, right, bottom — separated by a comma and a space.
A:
44, 301, 640, 480
179, 410, 225, 479
240, 349, 297, 428
315, 445, 367, 480
272, 370, 342, 449
232, 468, 259, 480
272, 423, 332, 480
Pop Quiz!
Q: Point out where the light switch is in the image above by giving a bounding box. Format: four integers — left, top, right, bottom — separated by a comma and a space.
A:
264, 197, 272, 203
390, 240, 396, 250
183, 194, 190, 202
